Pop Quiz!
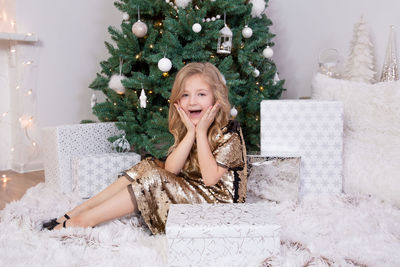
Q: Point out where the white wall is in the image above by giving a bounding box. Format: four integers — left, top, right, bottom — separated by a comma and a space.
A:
266, 0, 400, 99
15, 0, 121, 127
0, 45, 11, 170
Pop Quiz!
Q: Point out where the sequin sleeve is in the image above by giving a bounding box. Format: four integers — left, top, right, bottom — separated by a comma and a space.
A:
213, 130, 245, 170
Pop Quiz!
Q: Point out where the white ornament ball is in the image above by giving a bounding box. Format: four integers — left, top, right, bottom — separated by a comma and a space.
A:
216, 15, 221, 19
175, 0, 192, 8
242, 25, 253, 38
230, 106, 238, 117
252, 68, 260, 77
211, 17, 216, 21
158, 57, 172, 72
132, 20, 148, 38
109, 74, 126, 94
206, 18, 211, 22
249, 0, 266, 18
192, 23, 202, 33
123, 13, 130, 21
165, 0, 170, 3
263, 46, 274, 58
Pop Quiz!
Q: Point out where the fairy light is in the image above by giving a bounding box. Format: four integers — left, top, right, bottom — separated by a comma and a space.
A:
2, 112, 7, 117
259, 86, 264, 91
25, 89, 32, 96
19, 115, 34, 128
26, 32, 33, 36
2, 174, 8, 183
149, 44, 154, 49
16, 85, 20, 90
10, 20, 15, 29
159, 108, 163, 111
32, 141, 37, 147
135, 54, 140, 59
10, 48, 16, 53
10, 147, 15, 152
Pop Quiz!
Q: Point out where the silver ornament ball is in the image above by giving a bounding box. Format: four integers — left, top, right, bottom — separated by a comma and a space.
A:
192, 23, 202, 33
242, 25, 253, 38
252, 68, 260, 77
132, 20, 148, 38
263, 46, 274, 58
230, 106, 238, 117
158, 57, 172, 72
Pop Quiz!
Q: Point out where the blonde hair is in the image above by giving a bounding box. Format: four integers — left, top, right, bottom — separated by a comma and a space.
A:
168, 62, 231, 173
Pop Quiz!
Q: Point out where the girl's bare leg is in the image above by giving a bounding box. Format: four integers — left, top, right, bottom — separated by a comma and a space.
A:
55, 176, 131, 223
54, 186, 137, 230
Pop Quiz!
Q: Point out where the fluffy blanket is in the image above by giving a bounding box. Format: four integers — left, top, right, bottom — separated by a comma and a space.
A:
312, 74, 400, 206
0, 183, 399, 267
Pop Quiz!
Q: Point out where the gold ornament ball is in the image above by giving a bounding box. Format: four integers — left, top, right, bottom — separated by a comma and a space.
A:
162, 72, 169, 77
132, 20, 148, 38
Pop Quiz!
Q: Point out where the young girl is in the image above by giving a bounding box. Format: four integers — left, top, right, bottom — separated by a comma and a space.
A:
42, 62, 247, 235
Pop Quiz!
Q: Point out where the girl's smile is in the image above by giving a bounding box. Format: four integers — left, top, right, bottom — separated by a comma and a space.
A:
179, 74, 215, 125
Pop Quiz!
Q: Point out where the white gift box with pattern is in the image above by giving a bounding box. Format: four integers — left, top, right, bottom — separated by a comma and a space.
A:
41, 122, 126, 193
71, 152, 141, 199
260, 100, 343, 195
166, 203, 281, 266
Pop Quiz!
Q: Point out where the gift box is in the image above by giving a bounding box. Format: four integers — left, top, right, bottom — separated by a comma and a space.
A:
166, 203, 281, 266
260, 100, 343, 194
42, 122, 124, 193
71, 152, 141, 199
247, 154, 301, 203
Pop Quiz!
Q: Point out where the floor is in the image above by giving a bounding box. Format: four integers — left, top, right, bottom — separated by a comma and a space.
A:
0, 170, 44, 210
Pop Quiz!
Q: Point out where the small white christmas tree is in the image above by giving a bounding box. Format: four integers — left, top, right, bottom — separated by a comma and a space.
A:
343, 16, 376, 83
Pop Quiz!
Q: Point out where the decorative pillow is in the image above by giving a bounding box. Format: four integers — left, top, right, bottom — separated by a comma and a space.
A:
246, 155, 301, 203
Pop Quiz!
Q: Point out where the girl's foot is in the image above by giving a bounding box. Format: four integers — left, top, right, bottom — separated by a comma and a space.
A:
42, 214, 70, 230
53, 219, 69, 230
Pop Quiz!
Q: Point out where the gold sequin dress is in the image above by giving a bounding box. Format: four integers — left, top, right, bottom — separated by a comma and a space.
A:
120, 120, 247, 235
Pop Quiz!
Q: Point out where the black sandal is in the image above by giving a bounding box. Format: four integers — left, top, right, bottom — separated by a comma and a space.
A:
42, 214, 70, 230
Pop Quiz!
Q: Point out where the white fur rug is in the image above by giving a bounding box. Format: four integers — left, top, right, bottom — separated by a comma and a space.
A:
0, 183, 399, 267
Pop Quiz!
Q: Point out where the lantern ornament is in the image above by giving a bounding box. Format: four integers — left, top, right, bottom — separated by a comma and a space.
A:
217, 24, 233, 54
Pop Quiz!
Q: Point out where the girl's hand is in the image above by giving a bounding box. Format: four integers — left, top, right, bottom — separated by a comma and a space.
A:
196, 102, 220, 136
174, 103, 195, 134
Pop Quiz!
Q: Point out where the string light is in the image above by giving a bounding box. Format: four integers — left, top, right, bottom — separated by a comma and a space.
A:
32, 142, 37, 147
19, 115, 34, 129
149, 44, 154, 49
259, 86, 264, 91
10, 48, 16, 53
2, 174, 8, 183
10, 147, 15, 152
2, 112, 8, 117
16, 85, 20, 90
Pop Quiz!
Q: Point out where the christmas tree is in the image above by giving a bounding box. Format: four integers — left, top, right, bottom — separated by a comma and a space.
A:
343, 16, 376, 84
88, 0, 285, 158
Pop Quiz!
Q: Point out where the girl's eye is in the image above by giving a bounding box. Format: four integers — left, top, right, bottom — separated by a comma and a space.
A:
199, 93, 206, 96
182, 94, 188, 97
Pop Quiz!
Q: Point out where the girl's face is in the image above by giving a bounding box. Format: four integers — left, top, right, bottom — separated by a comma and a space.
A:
178, 74, 215, 126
